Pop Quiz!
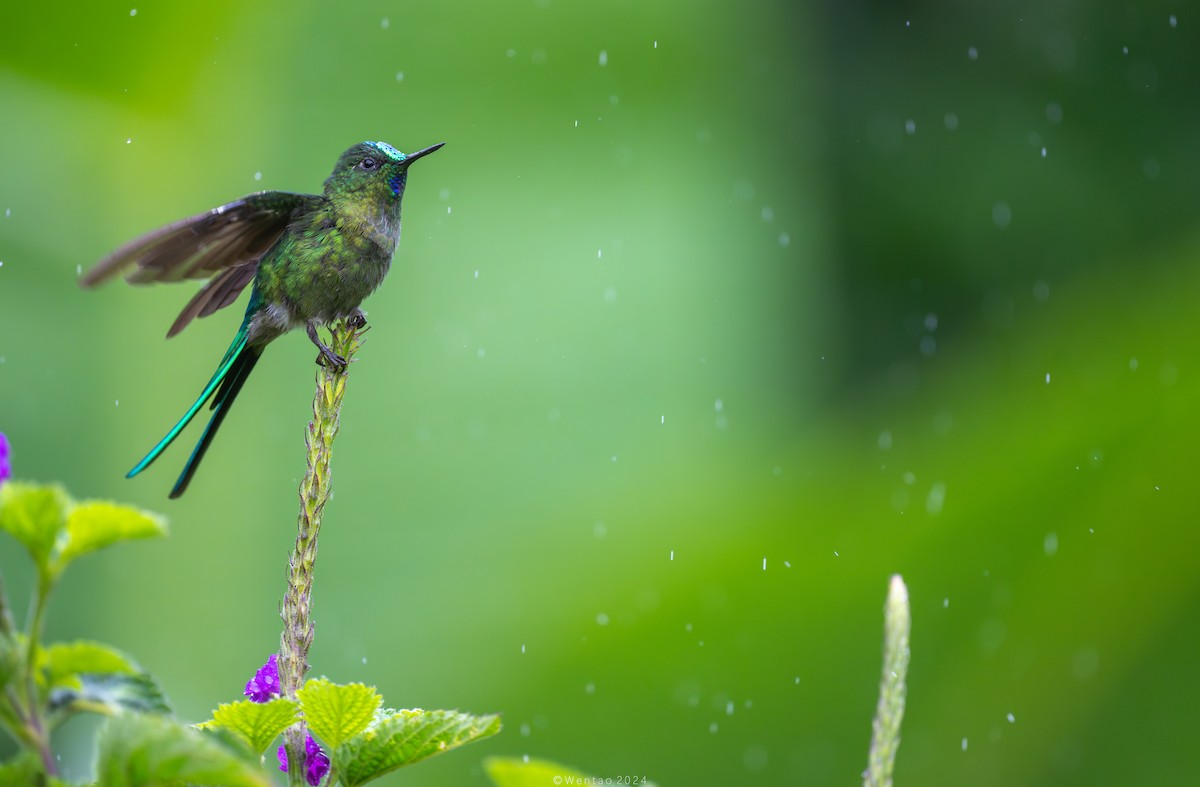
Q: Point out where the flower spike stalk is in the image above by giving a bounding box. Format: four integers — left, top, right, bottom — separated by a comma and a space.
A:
278, 318, 366, 785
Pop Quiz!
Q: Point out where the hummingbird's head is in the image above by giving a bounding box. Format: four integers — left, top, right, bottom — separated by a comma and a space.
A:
325, 140, 445, 201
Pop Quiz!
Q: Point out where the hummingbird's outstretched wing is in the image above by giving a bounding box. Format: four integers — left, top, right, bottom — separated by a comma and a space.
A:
80, 190, 322, 336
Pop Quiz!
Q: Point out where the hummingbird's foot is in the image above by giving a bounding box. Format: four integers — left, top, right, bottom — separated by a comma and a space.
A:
347, 309, 368, 330
306, 322, 348, 369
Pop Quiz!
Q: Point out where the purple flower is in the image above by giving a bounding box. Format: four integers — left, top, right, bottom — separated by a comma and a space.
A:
277, 734, 331, 786
0, 433, 10, 487
244, 654, 280, 703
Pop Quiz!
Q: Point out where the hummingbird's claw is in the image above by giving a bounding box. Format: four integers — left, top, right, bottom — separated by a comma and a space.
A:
315, 350, 348, 369
307, 322, 349, 369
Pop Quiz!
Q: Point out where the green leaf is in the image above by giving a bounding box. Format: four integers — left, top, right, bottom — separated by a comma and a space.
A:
43, 640, 141, 686
0, 750, 48, 785
49, 672, 171, 718
59, 500, 167, 567
95, 712, 269, 787
199, 698, 300, 756
0, 630, 19, 696
0, 482, 69, 570
483, 757, 660, 787
297, 678, 381, 750
336, 708, 501, 787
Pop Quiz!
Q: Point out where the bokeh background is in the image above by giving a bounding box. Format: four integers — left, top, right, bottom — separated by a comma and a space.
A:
2, 1, 1198, 784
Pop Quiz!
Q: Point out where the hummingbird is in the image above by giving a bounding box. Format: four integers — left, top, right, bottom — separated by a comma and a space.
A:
81, 140, 444, 498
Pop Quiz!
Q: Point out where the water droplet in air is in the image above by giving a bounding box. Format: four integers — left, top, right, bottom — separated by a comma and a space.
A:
381, 17, 389, 28
967, 46, 978, 60
1044, 532, 1059, 556
599, 50, 608, 66
992, 201, 1012, 228
962, 737, 969, 751
1046, 102, 1063, 124
1007, 712, 1016, 723
944, 113, 959, 131
254, 171, 262, 181
129, 8, 137, 16
596, 612, 609, 626
905, 119, 916, 134
1169, 14, 1178, 28
395, 71, 404, 81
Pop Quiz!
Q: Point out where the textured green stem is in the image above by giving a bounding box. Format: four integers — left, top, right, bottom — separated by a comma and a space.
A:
864, 574, 910, 787
22, 573, 56, 777
278, 319, 365, 785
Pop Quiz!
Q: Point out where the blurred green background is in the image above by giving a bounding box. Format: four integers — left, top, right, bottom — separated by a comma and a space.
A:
2, 1, 1198, 784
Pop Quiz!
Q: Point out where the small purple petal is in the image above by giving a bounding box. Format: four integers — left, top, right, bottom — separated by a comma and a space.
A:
0, 433, 11, 487
244, 654, 280, 703
277, 734, 329, 786
305, 735, 331, 786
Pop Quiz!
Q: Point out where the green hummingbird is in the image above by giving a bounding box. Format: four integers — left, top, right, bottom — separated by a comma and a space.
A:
81, 140, 444, 498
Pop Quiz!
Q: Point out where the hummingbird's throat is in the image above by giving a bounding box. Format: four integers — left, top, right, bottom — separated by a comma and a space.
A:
388, 172, 406, 197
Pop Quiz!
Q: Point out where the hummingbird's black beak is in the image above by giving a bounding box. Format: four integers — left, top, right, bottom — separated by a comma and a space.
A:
405, 142, 445, 164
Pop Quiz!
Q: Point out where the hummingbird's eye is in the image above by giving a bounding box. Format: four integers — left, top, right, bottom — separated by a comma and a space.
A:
359, 157, 378, 171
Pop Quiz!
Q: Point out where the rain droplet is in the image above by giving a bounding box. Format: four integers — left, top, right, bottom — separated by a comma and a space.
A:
992, 201, 1012, 228
254, 171, 262, 181
1044, 532, 1059, 556
596, 613, 609, 625
598, 50, 608, 66
944, 113, 959, 131
1007, 712, 1016, 723
395, 71, 404, 81
1169, 14, 1178, 28
905, 119, 916, 134
381, 17, 389, 28
967, 46, 978, 60
129, 8, 137, 16
1046, 101, 1063, 124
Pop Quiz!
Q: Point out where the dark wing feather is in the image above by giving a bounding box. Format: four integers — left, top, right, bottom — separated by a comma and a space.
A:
166, 264, 259, 337
80, 191, 321, 288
